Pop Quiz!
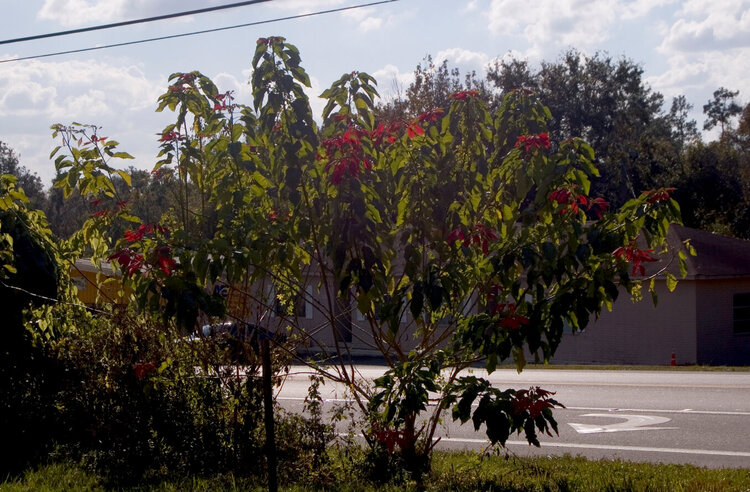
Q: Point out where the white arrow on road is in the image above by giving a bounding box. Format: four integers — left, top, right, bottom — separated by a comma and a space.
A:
568, 414, 678, 434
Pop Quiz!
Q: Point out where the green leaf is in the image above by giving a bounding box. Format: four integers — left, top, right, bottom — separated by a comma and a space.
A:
116, 169, 132, 187
666, 272, 677, 292
252, 171, 272, 189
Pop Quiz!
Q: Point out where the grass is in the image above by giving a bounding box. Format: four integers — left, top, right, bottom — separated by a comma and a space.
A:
328, 358, 750, 371
3, 453, 750, 492
515, 363, 750, 371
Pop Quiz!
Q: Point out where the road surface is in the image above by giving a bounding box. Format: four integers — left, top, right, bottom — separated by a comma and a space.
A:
276, 366, 750, 468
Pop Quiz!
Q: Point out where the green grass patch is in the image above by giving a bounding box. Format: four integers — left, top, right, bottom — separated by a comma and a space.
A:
490, 363, 750, 372
3, 453, 749, 492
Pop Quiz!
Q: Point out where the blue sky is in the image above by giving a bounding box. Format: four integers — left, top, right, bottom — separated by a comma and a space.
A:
1, 0, 748, 185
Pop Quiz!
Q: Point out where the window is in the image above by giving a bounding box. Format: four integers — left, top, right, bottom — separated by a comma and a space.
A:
272, 286, 313, 320
733, 293, 750, 334
72, 276, 87, 292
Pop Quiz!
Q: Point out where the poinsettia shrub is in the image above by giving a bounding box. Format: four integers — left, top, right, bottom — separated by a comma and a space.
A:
52, 37, 687, 480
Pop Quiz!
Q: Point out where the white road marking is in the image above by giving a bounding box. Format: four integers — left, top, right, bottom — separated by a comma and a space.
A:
278, 397, 355, 403
568, 414, 677, 434
565, 406, 750, 416
437, 437, 750, 457
278, 398, 750, 416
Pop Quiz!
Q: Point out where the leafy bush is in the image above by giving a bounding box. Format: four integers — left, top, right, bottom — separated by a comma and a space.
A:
48, 312, 275, 484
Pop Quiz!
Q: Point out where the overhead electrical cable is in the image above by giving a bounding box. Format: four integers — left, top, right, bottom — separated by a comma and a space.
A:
0, 0, 271, 46
0, 0, 397, 64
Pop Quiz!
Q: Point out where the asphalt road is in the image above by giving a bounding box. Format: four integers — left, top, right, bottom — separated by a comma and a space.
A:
276, 366, 750, 469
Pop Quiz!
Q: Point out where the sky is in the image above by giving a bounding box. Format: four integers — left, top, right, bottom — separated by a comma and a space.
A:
1, 0, 749, 186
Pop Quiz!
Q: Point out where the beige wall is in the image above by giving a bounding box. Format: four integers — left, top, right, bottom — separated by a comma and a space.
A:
549, 280, 698, 365
695, 279, 750, 365
224, 273, 750, 365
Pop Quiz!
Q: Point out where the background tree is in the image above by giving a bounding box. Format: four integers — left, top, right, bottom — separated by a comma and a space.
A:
487, 50, 679, 208
377, 55, 487, 122
703, 87, 742, 136
0, 142, 47, 211
668, 95, 699, 153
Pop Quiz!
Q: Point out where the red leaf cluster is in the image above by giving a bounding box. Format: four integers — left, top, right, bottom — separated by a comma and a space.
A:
153, 245, 177, 275
493, 302, 529, 330
613, 240, 658, 276
158, 131, 182, 143
256, 36, 283, 46
417, 108, 444, 122
372, 426, 409, 454
512, 386, 559, 418
370, 122, 401, 146
448, 224, 498, 255
515, 133, 550, 152
124, 223, 169, 243
212, 91, 235, 112
108, 248, 145, 276
642, 187, 676, 204
133, 361, 157, 380
450, 90, 480, 100
406, 121, 425, 139
322, 126, 373, 184
549, 188, 609, 217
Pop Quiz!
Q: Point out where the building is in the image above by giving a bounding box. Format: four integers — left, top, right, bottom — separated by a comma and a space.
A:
70, 258, 129, 306
551, 225, 750, 365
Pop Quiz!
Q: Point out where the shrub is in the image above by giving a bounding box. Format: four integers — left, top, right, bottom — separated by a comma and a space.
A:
50, 311, 272, 484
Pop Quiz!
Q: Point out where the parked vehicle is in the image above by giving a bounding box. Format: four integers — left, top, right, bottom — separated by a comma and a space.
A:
190, 321, 283, 364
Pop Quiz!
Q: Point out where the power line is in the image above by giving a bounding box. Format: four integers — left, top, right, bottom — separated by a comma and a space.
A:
0, 0, 398, 64
0, 0, 271, 46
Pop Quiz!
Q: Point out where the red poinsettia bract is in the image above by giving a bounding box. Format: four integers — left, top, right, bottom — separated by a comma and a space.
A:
158, 131, 182, 143
549, 188, 609, 217
108, 248, 145, 276
153, 246, 177, 275
322, 125, 373, 184
613, 240, 658, 276
512, 387, 561, 419
133, 361, 157, 380
493, 302, 529, 330
448, 224, 498, 255
450, 90, 480, 101
642, 187, 676, 204
515, 133, 550, 152
123, 223, 170, 243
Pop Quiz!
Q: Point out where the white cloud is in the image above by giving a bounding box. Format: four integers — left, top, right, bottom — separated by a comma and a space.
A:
648, 0, 750, 125
435, 48, 491, 75
304, 75, 327, 121
0, 58, 162, 119
0, 56, 166, 184
372, 64, 415, 101
341, 6, 391, 32
619, 0, 677, 20
267, 0, 346, 12
34, 0, 351, 27
648, 50, 750, 102
485, 0, 680, 58
659, 0, 750, 53
36, 0, 222, 26
487, 0, 618, 57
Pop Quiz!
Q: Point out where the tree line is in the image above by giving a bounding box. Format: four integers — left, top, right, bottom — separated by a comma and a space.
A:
2, 50, 749, 239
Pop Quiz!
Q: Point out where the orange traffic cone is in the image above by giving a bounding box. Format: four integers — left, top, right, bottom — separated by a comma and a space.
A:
670, 350, 676, 366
